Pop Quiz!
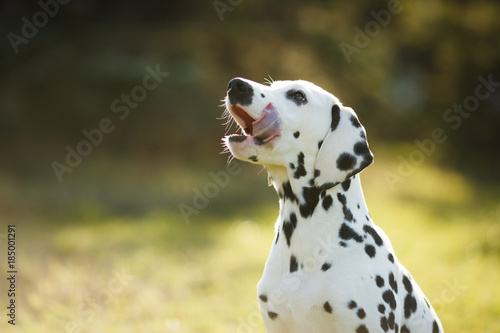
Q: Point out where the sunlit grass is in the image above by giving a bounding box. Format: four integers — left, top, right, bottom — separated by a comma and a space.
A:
14, 212, 272, 333
2, 146, 499, 333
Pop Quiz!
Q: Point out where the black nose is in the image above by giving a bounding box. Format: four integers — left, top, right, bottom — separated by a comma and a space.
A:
227, 78, 254, 106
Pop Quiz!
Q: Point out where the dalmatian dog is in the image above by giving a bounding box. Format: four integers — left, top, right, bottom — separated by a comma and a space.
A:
222, 77, 443, 333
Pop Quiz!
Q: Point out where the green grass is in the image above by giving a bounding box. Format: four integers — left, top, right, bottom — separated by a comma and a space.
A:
1, 147, 499, 332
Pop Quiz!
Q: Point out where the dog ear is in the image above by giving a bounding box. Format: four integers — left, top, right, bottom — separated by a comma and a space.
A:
313, 104, 373, 190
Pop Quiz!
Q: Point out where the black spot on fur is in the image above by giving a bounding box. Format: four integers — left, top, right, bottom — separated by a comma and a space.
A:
318, 140, 323, 149
359, 154, 373, 169
404, 294, 417, 318
388, 253, 395, 263
337, 192, 354, 221
299, 186, 322, 218
317, 181, 337, 190
339, 223, 363, 243
323, 301, 333, 313
343, 206, 353, 222
376, 275, 385, 288
351, 115, 361, 128
321, 262, 332, 271
341, 178, 351, 191
289, 163, 295, 170
357, 308, 366, 319
260, 93, 265, 98
337, 193, 347, 205
322, 195, 333, 211
354, 141, 371, 156
378, 304, 386, 314
339, 241, 347, 247
337, 193, 354, 221
365, 244, 376, 258
293, 152, 307, 179
363, 225, 384, 246
382, 290, 396, 310
290, 255, 298, 273
259, 295, 268, 302
348, 300, 357, 309
402, 275, 413, 293
330, 104, 341, 131
337, 152, 357, 171
433, 320, 440, 333
293, 131, 300, 138
267, 311, 278, 319
389, 272, 398, 294
388, 312, 395, 330
282, 181, 298, 203
275, 231, 279, 244
283, 212, 298, 247
401, 325, 410, 333
342, 151, 372, 181
356, 324, 369, 333
248, 155, 258, 162
380, 316, 389, 332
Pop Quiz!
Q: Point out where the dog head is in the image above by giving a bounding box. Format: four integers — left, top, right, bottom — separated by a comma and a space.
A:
222, 77, 373, 189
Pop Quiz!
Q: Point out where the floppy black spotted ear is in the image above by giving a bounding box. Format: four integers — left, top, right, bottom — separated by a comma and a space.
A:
313, 104, 373, 190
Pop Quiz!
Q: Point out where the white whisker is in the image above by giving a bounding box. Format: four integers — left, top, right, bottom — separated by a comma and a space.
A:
264, 75, 275, 86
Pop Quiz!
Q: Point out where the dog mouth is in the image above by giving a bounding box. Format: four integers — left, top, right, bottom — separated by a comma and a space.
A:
229, 102, 281, 144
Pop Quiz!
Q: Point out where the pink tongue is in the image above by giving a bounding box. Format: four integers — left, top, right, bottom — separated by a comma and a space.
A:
252, 103, 281, 142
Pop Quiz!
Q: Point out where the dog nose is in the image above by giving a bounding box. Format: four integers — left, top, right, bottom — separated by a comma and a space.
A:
228, 78, 252, 93
227, 78, 254, 106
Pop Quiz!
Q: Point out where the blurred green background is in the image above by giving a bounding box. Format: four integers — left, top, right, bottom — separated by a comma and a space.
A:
0, 0, 499, 332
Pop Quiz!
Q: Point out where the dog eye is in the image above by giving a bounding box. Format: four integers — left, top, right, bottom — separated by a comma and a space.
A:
287, 90, 307, 103
293, 92, 306, 101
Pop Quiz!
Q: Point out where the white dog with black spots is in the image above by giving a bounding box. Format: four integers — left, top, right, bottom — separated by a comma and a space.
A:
222, 77, 443, 333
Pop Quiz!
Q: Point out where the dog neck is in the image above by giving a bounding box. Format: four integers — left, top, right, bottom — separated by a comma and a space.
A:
266, 163, 370, 252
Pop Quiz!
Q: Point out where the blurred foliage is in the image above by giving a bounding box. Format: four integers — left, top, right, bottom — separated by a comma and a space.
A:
0, 0, 499, 181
